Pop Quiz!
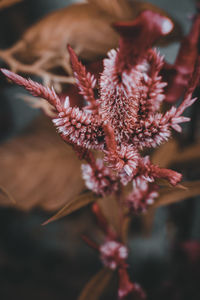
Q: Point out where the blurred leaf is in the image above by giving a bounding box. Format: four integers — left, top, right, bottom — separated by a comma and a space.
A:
43, 191, 96, 225
78, 268, 113, 300
0, 0, 22, 10
88, 0, 134, 19
151, 139, 178, 168
154, 180, 200, 208
0, 185, 15, 204
0, 0, 181, 87
173, 143, 200, 165
0, 117, 85, 211
152, 140, 200, 169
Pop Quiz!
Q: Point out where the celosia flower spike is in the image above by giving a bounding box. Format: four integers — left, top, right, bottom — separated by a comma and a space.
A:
52, 105, 104, 150
1, 68, 62, 112
129, 56, 200, 148
103, 123, 125, 170
1, 68, 105, 150
67, 45, 98, 111
119, 155, 182, 186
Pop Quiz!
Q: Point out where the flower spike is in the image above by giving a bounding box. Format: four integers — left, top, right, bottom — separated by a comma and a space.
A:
1, 68, 62, 112
67, 45, 98, 111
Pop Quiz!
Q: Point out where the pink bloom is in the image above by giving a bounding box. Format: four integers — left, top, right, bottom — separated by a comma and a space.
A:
81, 158, 119, 196
100, 240, 128, 270
127, 179, 158, 213
1, 9, 199, 197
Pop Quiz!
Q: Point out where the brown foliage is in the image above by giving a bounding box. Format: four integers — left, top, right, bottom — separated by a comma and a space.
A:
141, 141, 200, 235
154, 180, 200, 208
78, 267, 113, 300
0, 0, 181, 89
0, 117, 85, 211
0, 0, 22, 10
43, 191, 96, 225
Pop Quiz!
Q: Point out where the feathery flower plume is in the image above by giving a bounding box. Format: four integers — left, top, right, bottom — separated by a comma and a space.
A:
2, 9, 198, 200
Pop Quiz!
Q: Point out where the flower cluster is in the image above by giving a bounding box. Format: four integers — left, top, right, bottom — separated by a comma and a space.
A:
81, 158, 119, 196
100, 240, 128, 270
127, 178, 159, 213
2, 10, 199, 210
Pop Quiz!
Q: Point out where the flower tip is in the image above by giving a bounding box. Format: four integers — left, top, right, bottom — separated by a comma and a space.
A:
170, 172, 182, 186
1, 68, 20, 83
161, 18, 174, 34
1, 68, 10, 77
0, 68, 18, 82
67, 43, 72, 52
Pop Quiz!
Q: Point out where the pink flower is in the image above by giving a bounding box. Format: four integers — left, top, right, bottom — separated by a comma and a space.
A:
1, 9, 199, 198
81, 158, 119, 196
127, 179, 158, 213
100, 240, 128, 270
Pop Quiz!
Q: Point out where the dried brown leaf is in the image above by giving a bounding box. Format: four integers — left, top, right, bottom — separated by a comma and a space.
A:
0, 117, 85, 211
152, 140, 200, 169
0, 0, 181, 88
0, 185, 16, 204
141, 178, 200, 236
88, 0, 134, 19
42, 191, 96, 225
172, 143, 200, 165
78, 267, 113, 300
151, 139, 178, 168
154, 180, 200, 208
0, 0, 22, 10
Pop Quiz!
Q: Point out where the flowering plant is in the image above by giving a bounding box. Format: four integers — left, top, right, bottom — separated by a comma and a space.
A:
1, 9, 200, 300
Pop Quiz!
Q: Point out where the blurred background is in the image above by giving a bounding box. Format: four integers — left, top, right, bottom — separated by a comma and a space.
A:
0, 0, 200, 299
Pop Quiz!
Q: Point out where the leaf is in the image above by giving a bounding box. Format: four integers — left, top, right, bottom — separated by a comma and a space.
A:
78, 268, 113, 300
0, 0, 22, 10
42, 191, 96, 225
172, 143, 200, 165
88, 0, 134, 20
152, 140, 200, 169
0, 117, 85, 211
154, 180, 200, 208
151, 139, 178, 168
0, 0, 181, 88
0, 185, 16, 204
